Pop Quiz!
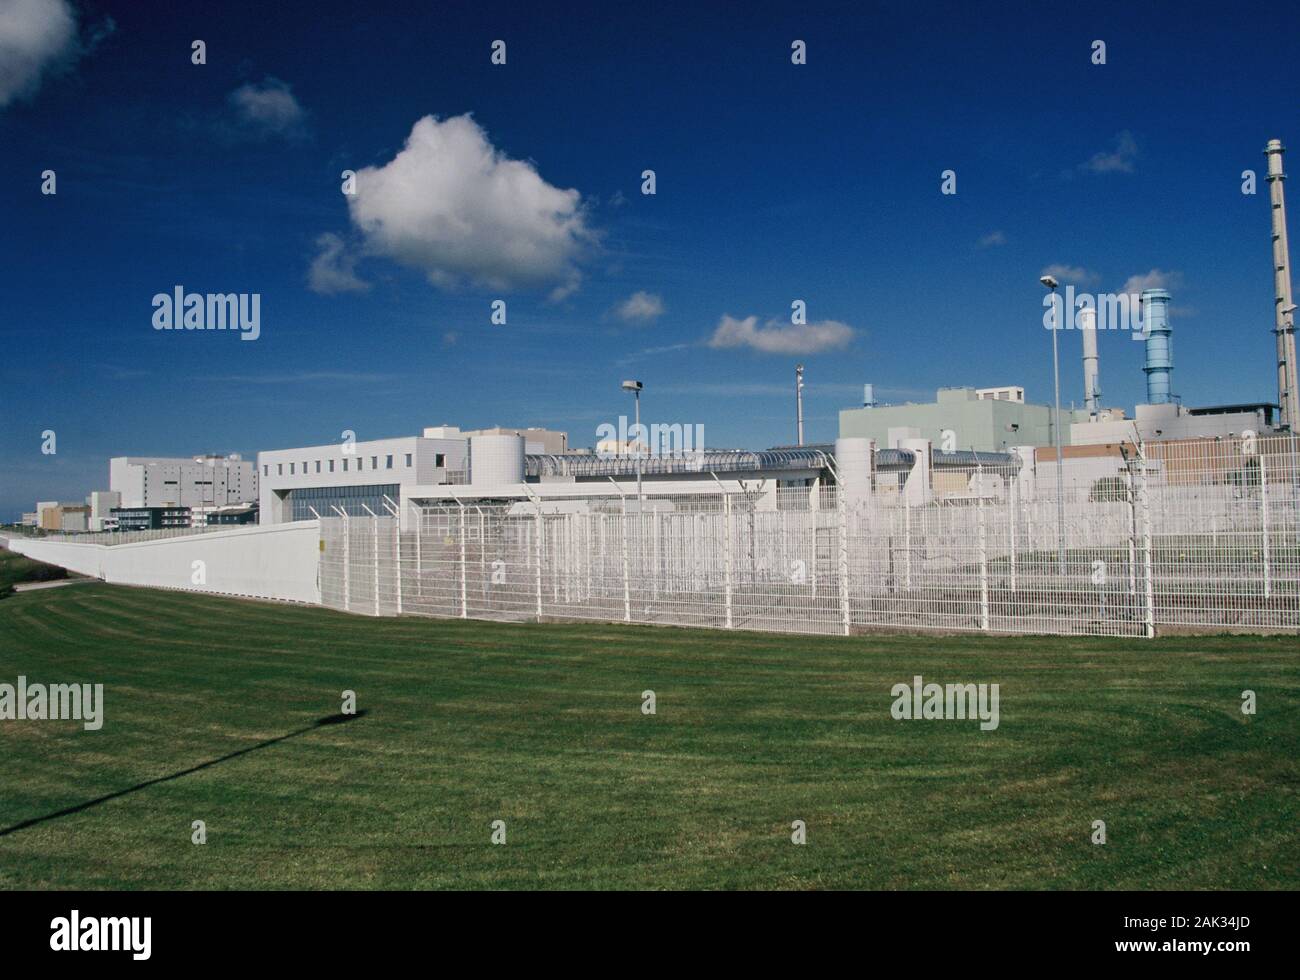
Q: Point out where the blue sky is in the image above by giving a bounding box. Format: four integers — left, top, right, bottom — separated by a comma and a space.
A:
2, 0, 1297, 519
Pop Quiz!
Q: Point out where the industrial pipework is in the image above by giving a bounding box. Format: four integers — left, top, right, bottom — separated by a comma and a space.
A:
1140, 289, 1173, 405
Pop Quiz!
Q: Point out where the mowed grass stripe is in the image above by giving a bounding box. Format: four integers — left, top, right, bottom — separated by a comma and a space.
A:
0, 582, 1296, 889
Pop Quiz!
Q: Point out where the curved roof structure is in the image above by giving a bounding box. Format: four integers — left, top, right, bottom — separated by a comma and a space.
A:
525, 445, 1016, 480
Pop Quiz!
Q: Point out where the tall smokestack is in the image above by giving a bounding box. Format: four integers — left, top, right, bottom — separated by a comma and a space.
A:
1141, 289, 1173, 405
795, 363, 805, 446
1079, 304, 1100, 417
1265, 139, 1299, 430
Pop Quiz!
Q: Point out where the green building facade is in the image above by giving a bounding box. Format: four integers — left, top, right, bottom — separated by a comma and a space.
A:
839, 387, 1088, 453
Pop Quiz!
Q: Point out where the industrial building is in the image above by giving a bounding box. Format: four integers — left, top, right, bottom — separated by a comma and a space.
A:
87, 490, 120, 532
256, 426, 571, 527
840, 385, 1091, 453
109, 454, 258, 510
34, 501, 90, 532
8, 138, 1299, 642
204, 504, 259, 526
111, 506, 193, 531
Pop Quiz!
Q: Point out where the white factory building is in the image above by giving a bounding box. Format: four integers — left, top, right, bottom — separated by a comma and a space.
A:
109, 454, 258, 512
256, 426, 569, 528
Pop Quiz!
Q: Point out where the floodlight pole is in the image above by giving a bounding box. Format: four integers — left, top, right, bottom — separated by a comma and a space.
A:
1045, 279, 1067, 575
633, 387, 643, 505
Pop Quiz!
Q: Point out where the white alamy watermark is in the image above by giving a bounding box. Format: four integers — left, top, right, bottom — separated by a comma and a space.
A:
0, 676, 103, 730
595, 415, 705, 463
1043, 286, 1151, 339
890, 675, 999, 731
50, 911, 151, 960
152, 286, 261, 340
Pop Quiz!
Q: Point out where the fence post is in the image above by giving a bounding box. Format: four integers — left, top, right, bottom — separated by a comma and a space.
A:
653, 509, 662, 602
837, 487, 851, 636
369, 519, 379, 615
1260, 454, 1271, 599
341, 513, 351, 613
584, 513, 592, 601
1138, 455, 1155, 638
535, 510, 544, 619
977, 467, 990, 631
904, 496, 912, 590
622, 501, 631, 621
1008, 474, 1018, 593
415, 512, 422, 599
1126, 466, 1138, 597
447, 497, 467, 619
394, 516, 402, 615
1027, 498, 1035, 569
724, 493, 734, 629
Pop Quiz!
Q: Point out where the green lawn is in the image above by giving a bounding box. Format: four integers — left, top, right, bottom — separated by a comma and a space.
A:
0, 545, 72, 594
0, 582, 1296, 890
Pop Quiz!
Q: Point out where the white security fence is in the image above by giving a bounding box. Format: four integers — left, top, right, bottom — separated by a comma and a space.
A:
317, 437, 1300, 637
5, 524, 237, 546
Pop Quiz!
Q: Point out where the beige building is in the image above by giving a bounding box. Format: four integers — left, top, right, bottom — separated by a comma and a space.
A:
37, 502, 90, 531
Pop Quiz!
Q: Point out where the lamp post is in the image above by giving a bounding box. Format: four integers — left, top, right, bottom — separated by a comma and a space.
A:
1040, 275, 1066, 575
622, 380, 644, 505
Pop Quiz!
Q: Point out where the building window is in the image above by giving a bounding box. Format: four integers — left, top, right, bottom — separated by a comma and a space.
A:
315, 461, 321, 473
329, 460, 335, 472
371, 456, 378, 469
277, 464, 283, 475
435, 453, 446, 467
290, 463, 295, 475
386, 455, 393, 469
263, 464, 269, 476
405, 453, 413, 467
342, 459, 348, 472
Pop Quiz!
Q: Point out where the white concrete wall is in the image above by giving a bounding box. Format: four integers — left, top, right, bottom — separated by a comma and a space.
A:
2, 521, 321, 604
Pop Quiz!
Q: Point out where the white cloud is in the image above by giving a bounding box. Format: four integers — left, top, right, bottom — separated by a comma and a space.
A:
1082, 131, 1138, 174
0, 0, 77, 108
614, 290, 665, 323
307, 232, 369, 294
346, 114, 593, 294
1041, 263, 1099, 285
976, 230, 1007, 248
1120, 268, 1181, 296
707, 314, 854, 355
228, 77, 305, 137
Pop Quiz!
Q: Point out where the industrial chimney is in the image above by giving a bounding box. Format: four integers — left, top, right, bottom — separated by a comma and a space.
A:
1079, 305, 1101, 417
795, 364, 805, 446
1265, 139, 1299, 430
1141, 289, 1173, 405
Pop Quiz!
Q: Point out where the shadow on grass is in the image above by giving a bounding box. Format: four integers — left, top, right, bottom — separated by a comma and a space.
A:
0, 711, 368, 839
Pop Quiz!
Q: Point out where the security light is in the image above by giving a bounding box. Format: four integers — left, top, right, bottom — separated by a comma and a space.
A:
1039, 275, 1059, 289
621, 380, 643, 392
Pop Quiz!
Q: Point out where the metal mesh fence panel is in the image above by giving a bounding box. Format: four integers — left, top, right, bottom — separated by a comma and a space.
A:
314, 436, 1300, 637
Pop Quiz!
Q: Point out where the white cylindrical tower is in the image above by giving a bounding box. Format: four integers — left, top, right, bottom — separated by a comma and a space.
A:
1079, 304, 1100, 417
834, 437, 874, 501
1266, 139, 1299, 429
469, 434, 525, 486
